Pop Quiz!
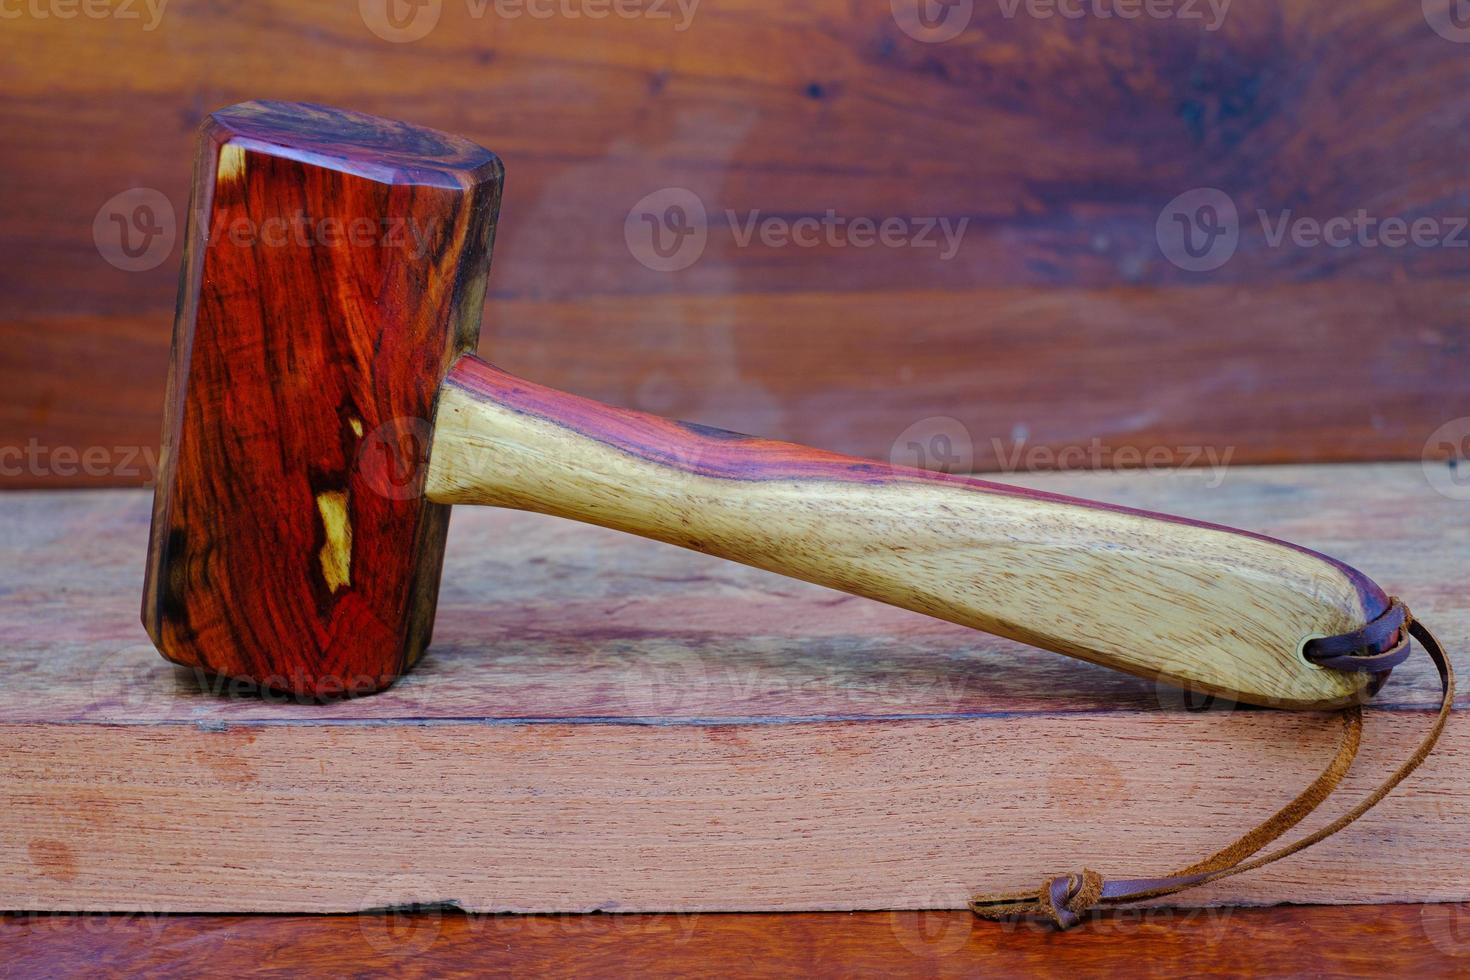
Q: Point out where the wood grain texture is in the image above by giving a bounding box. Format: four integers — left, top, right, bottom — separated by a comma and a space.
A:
141, 102, 502, 698
429, 355, 1385, 709
6, 905, 1470, 979
3, 0, 1469, 487
0, 465, 1465, 912
6, 714, 1465, 913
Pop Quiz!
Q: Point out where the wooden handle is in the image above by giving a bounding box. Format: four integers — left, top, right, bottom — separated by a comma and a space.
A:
426, 355, 1387, 709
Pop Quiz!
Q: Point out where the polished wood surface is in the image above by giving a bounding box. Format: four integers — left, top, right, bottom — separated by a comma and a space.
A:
3, 466, 1465, 913
4, 905, 1469, 978
430, 355, 1383, 708
136, 101, 1397, 706
4, 1, 1469, 487
142, 102, 501, 698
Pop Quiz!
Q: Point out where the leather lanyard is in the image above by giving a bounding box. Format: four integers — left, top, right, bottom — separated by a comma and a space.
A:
969, 600, 1455, 928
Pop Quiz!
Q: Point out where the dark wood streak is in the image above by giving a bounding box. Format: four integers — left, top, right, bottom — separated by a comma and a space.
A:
142, 102, 502, 699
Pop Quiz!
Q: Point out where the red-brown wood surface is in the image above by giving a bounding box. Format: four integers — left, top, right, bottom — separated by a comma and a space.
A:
4, 906, 1468, 978
3, 1, 1469, 487
142, 102, 501, 698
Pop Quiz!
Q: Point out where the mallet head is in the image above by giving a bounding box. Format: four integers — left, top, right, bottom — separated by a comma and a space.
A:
142, 101, 502, 698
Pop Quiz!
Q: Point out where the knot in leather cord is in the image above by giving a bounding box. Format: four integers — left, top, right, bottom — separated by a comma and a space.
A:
970, 868, 1106, 929
969, 602, 1454, 930
1041, 870, 1105, 928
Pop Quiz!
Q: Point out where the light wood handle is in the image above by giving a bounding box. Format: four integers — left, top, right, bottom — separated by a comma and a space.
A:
426, 355, 1387, 709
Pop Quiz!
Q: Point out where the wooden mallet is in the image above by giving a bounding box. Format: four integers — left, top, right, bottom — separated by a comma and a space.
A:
144, 101, 1399, 706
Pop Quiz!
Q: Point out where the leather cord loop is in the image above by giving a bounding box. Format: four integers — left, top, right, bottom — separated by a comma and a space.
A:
970, 601, 1454, 929
1303, 597, 1414, 671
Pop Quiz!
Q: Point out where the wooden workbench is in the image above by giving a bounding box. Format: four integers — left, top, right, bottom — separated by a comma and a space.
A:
2, 463, 1463, 914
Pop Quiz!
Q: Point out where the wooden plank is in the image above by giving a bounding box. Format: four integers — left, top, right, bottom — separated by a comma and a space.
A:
6, 2, 1470, 297
6, 905, 1470, 978
0, 464, 1465, 912
4, 0, 1469, 486
5, 714, 1466, 913
7, 277, 1469, 489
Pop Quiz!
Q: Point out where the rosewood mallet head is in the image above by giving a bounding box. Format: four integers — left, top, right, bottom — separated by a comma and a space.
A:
143, 101, 502, 697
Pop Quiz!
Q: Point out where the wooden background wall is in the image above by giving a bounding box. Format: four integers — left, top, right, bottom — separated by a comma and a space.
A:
2, 0, 1468, 487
